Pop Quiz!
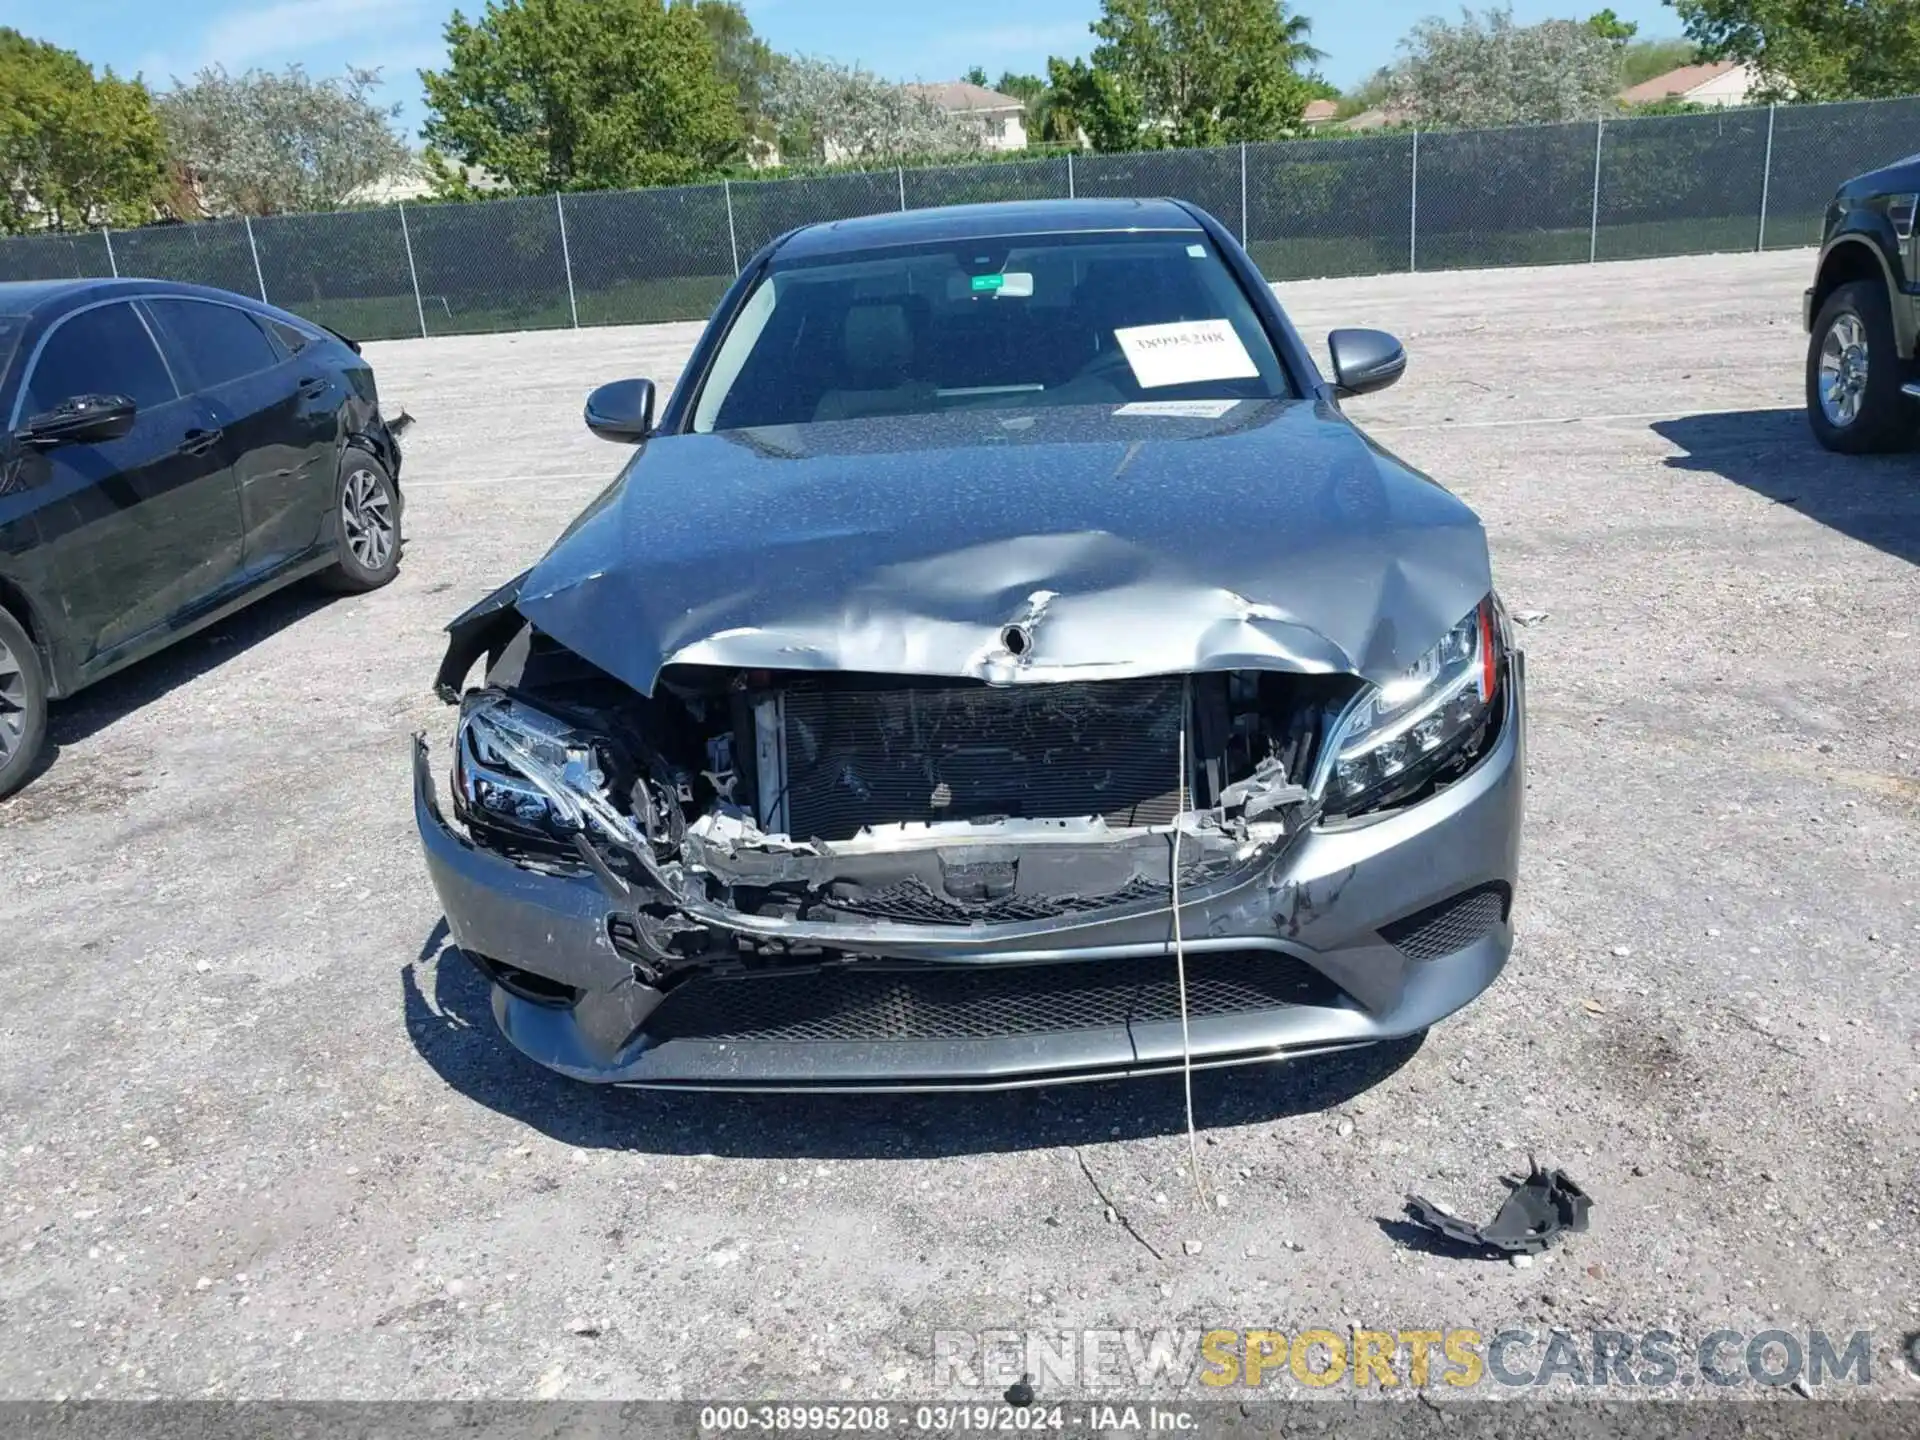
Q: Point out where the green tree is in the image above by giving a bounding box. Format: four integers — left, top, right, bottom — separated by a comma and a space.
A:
159, 65, 412, 216
993, 70, 1052, 138
1585, 8, 1638, 41
1072, 0, 1323, 149
1672, 0, 1920, 100
962, 65, 990, 86
1618, 37, 1699, 88
1044, 56, 1145, 150
696, 0, 776, 139
1338, 64, 1394, 117
421, 0, 740, 195
0, 29, 164, 233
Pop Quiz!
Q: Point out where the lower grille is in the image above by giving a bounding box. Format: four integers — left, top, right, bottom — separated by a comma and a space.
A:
778, 676, 1185, 842
644, 952, 1340, 1044
1378, 883, 1511, 962
826, 874, 1170, 925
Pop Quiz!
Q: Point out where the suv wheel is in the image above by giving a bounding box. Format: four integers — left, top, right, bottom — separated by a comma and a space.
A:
0, 605, 49, 800
1807, 280, 1912, 454
319, 447, 402, 593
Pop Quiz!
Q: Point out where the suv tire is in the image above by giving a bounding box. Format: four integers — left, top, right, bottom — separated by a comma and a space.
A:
0, 605, 49, 800
1807, 280, 1912, 454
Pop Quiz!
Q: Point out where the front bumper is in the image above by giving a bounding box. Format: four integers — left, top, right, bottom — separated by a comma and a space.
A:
413, 658, 1527, 1091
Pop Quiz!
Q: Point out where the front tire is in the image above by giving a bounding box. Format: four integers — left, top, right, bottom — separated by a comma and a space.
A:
319, 447, 402, 594
0, 606, 49, 800
1807, 280, 1912, 454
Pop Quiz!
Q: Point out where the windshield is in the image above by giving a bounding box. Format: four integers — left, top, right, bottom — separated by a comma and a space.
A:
691, 230, 1294, 432
0, 316, 25, 397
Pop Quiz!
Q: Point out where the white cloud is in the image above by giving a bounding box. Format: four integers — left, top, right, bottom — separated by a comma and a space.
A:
936, 22, 1093, 57
140, 0, 434, 84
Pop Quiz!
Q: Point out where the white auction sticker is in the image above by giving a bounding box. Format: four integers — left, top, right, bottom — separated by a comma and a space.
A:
1114, 399, 1240, 418
1113, 319, 1259, 389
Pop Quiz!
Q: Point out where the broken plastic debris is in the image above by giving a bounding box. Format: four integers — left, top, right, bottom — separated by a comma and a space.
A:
1511, 610, 1549, 627
1403, 1162, 1592, 1257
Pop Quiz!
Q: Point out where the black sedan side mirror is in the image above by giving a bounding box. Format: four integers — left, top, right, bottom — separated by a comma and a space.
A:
1327, 330, 1407, 398
584, 378, 656, 443
20, 394, 137, 447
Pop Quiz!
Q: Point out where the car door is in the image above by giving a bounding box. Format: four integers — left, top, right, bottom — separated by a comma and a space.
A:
10, 299, 243, 677
141, 297, 334, 580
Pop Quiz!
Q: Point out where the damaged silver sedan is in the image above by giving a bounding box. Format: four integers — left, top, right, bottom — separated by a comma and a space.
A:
413, 198, 1525, 1090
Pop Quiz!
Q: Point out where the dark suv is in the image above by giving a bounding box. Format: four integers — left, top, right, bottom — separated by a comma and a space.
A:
1805, 153, 1920, 452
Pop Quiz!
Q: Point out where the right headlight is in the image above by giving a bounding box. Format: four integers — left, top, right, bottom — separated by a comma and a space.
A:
454, 691, 645, 849
1318, 596, 1504, 818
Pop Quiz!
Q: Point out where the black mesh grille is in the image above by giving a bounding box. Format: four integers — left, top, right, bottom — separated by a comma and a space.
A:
826, 874, 1171, 925
645, 952, 1338, 1044
779, 677, 1184, 842
1378, 884, 1511, 962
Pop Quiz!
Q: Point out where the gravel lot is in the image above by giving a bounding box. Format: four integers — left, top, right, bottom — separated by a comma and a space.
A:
3, 247, 1918, 1403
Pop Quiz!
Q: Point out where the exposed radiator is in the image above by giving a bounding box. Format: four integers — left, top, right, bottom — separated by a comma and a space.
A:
767, 676, 1186, 842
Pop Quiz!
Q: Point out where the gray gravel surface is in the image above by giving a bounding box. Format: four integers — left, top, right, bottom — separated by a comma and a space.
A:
2, 248, 1917, 1402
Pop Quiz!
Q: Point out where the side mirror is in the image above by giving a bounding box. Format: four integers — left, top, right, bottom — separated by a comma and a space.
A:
19, 394, 137, 448
1327, 329, 1406, 398
584, 378, 656, 443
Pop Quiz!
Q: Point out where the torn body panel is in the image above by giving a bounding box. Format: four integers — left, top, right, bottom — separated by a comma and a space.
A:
412, 648, 1520, 1090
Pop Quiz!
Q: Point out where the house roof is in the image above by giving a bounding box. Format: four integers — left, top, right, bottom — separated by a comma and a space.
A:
1618, 60, 1738, 104
905, 81, 1025, 114
1301, 99, 1340, 123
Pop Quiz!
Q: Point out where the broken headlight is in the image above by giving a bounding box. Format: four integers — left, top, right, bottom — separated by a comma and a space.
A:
1320, 597, 1503, 817
454, 692, 645, 849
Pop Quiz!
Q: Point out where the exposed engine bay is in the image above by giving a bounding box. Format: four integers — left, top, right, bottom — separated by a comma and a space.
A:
434, 603, 1505, 993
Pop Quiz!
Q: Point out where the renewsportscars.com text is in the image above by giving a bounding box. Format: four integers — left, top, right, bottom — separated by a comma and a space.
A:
932, 1327, 1881, 1391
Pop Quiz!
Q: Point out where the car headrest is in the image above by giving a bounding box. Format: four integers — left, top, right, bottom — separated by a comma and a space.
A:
842, 302, 913, 379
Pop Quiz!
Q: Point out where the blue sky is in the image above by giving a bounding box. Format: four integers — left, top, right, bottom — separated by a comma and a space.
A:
12, 0, 1690, 137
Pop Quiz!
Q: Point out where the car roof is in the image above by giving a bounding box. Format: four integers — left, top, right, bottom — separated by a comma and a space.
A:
773, 197, 1204, 261
0, 276, 274, 321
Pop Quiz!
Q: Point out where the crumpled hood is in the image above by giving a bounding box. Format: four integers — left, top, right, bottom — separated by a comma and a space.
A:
517, 399, 1491, 693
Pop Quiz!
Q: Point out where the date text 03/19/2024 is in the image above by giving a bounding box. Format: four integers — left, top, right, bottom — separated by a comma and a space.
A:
697, 1404, 1194, 1432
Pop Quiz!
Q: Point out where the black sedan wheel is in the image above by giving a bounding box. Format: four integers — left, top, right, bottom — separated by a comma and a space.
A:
0, 606, 49, 800
320, 447, 402, 593
1807, 280, 1913, 454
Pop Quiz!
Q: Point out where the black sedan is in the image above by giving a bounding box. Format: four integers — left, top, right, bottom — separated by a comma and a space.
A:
416, 199, 1525, 1092
0, 278, 407, 796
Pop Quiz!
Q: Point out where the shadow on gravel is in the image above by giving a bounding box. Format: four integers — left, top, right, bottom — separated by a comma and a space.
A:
45, 582, 334, 748
403, 921, 1425, 1159
1652, 408, 1920, 567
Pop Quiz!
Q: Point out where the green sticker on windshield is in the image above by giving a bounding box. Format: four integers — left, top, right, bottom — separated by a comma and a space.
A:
970, 273, 1005, 292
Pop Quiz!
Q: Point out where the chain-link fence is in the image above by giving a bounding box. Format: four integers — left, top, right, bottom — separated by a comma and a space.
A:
5, 94, 1913, 342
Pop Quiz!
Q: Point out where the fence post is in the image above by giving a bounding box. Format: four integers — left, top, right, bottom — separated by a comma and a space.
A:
1066, 151, 1075, 199
397, 202, 427, 340
555, 192, 579, 328
724, 178, 741, 275
1239, 141, 1249, 246
101, 226, 118, 278
897, 165, 907, 212
243, 214, 267, 301
1588, 115, 1604, 264
1408, 129, 1418, 273
1757, 103, 1776, 251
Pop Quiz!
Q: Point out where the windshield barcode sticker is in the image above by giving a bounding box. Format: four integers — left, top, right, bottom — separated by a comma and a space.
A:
1115, 400, 1240, 418
1113, 319, 1259, 389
